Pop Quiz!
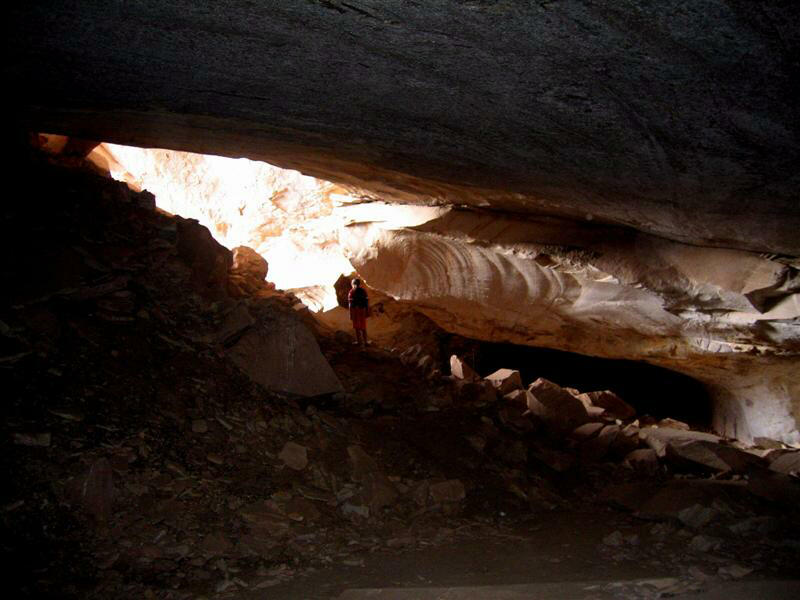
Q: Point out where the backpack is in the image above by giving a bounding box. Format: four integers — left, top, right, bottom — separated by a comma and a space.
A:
350, 287, 368, 308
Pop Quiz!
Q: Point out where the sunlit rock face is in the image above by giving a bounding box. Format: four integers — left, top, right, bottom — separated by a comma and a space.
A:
89, 143, 353, 308
338, 206, 800, 444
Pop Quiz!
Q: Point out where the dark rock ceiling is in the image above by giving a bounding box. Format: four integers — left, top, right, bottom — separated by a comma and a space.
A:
7, 1, 800, 253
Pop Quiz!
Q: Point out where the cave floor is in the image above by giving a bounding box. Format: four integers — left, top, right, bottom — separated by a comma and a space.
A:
4, 312, 800, 600
5, 326, 799, 599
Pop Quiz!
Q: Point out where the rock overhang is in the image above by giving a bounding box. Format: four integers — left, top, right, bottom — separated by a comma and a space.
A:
7, 1, 800, 253
6, 1, 800, 442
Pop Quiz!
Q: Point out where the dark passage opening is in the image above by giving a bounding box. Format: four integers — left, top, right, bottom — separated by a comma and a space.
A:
441, 339, 713, 429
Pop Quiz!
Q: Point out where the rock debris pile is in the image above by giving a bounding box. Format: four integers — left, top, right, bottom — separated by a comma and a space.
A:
446, 354, 800, 496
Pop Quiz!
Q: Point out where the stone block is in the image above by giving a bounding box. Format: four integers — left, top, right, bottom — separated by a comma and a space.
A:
484, 368, 522, 395
450, 355, 479, 381
526, 378, 589, 433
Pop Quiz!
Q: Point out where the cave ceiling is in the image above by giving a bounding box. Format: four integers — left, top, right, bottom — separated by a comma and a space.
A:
7, 1, 800, 254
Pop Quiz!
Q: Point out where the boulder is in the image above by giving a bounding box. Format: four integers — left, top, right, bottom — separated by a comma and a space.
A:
577, 390, 636, 420
429, 479, 466, 504
639, 427, 721, 457
623, 449, 660, 475
526, 378, 589, 433
586, 406, 608, 420
484, 368, 523, 395
226, 309, 343, 397
228, 246, 268, 296
347, 445, 379, 482
678, 504, 718, 529
637, 482, 723, 521
658, 418, 691, 431
768, 450, 800, 476
453, 379, 497, 405
665, 441, 730, 473
610, 428, 641, 457
449, 355, 479, 382
571, 422, 605, 441
746, 472, 800, 507
580, 424, 619, 461
753, 437, 784, 450
711, 444, 767, 472
333, 273, 353, 308
496, 404, 536, 434
232, 245, 268, 279
665, 440, 765, 474
215, 303, 255, 346
175, 217, 231, 300
278, 442, 308, 471
504, 389, 529, 405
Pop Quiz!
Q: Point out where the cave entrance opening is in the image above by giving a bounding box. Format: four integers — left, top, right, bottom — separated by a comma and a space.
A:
442, 338, 713, 430
74, 138, 356, 312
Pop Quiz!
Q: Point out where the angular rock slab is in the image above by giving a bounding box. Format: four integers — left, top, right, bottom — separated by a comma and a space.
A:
768, 450, 800, 476
527, 378, 589, 433
484, 369, 522, 396
450, 355, 479, 382
577, 390, 635, 420
665, 441, 735, 473
571, 422, 605, 441
215, 303, 255, 346
226, 310, 343, 397
640, 427, 721, 457
655, 433, 765, 475
348, 445, 379, 482
279, 442, 309, 471
623, 449, 660, 475
745, 472, 800, 507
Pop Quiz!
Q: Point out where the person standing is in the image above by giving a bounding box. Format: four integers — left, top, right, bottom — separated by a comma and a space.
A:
348, 278, 369, 348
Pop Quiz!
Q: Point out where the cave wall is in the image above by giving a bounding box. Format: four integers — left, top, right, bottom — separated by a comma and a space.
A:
6, 2, 800, 442
84, 142, 800, 444
337, 204, 800, 444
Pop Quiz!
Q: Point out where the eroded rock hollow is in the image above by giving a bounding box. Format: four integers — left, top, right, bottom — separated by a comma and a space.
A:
5, 2, 800, 596
83, 140, 800, 445
8, 2, 799, 444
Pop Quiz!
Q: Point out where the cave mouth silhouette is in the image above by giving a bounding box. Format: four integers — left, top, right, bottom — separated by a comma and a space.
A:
440, 338, 713, 430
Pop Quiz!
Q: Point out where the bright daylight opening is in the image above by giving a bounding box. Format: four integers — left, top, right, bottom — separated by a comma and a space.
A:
88, 142, 355, 312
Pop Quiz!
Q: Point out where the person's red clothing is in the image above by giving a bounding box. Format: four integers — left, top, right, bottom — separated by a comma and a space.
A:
350, 306, 368, 330
348, 287, 369, 331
